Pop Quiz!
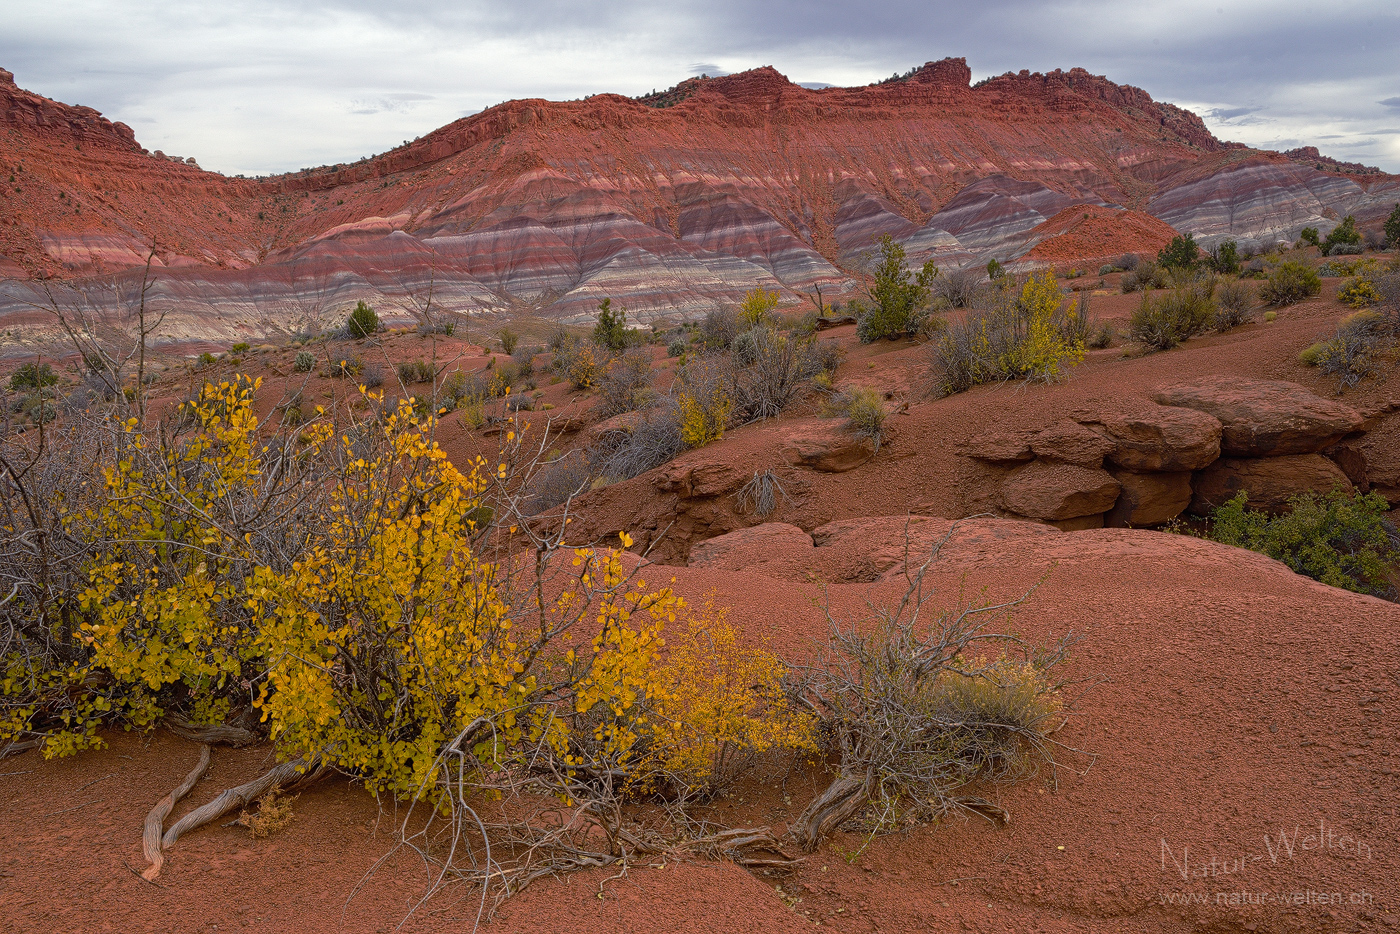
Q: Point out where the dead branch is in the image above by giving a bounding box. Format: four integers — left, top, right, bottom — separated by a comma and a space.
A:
164, 718, 260, 747
141, 744, 211, 880
162, 755, 322, 849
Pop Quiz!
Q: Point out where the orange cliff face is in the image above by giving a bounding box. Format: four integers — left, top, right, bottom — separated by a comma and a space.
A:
1, 59, 1397, 348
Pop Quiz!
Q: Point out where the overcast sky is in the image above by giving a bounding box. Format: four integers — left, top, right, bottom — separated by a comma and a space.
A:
4, 0, 1398, 177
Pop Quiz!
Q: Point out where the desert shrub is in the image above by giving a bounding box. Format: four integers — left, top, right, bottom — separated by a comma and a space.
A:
1209, 489, 1399, 600
700, 306, 739, 350
1322, 215, 1362, 256
1128, 281, 1216, 351
986, 258, 1005, 281
1384, 204, 1400, 249
1338, 277, 1381, 308
239, 787, 297, 838
511, 343, 536, 377
498, 328, 519, 355
1098, 263, 1116, 276
734, 469, 789, 518
1120, 260, 1169, 293
676, 361, 733, 447
360, 363, 385, 389
1214, 280, 1255, 331
836, 386, 889, 451
346, 300, 378, 339
1242, 257, 1266, 277
1299, 227, 1321, 248
1118, 253, 1141, 272
550, 335, 600, 389
9, 363, 58, 392
731, 329, 760, 366
739, 288, 779, 328
196, 352, 217, 369
857, 235, 940, 342
596, 348, 654, 417
1157, 234, 1200, 269
294, 351, 314, 373
667, 339, 686, 357
1365, 228, 1388, 251
933, 267, 983, 309
589, 401, 687, 482
1329, 243, 1364, 257
727, 327, 827, 420
592, 298, 635, 352
932, 271, 1086, 394
396, 360, 435, 384
1207, 240, 1241, 275
1, 379, 816, 899
1259, 260, 1322, 306
525, 450, 594, 513
230, 342, 251, 354
329, 356, 363, 379
1301, 310, 1397, 390
785, 528, 1069, 850
1087, 321, 1115, 349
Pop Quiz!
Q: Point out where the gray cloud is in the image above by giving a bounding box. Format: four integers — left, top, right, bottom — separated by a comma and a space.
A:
2, 0, 1397, 174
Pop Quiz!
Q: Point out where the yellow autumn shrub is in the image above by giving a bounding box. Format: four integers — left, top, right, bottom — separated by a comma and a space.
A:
2, 377, 807, 804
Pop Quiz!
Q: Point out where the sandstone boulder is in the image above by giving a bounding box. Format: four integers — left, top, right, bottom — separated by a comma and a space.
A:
1189, 455, 1352, 514
653, 460, 744, 499
1105, 470, 1193, 527
1031, 420, 1114, 467
779, 421, 875, 472
958, 429, 1037, 464
1093, 407, 1222, 472
999, 461, 1121, 521
1152, 377, 1362, 457
687, 523, 814, 568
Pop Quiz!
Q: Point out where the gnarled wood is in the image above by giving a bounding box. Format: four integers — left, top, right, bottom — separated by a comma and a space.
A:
0, 738, 42, 759
164, 718, 259, 747
140, 743, 211, 881
785, 771, 871, 852
161, 755, 322, 849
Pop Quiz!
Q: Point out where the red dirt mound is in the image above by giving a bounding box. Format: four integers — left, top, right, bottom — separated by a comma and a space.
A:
1026, 205, 1180, 264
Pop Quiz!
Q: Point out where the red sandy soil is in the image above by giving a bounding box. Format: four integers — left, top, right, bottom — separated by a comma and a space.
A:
2, 274, 1399, 934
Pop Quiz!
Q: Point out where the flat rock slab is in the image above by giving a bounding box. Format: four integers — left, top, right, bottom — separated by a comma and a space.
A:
1190, 454, 1352, 514
687, 522, 814, 568
779, 420, 875, 472
1092, 406, 1222, 472
999, 460, 1121, 521
957, 429, 1037, 464
1153, 377, 1362, 457
1031, 420, 1115, 468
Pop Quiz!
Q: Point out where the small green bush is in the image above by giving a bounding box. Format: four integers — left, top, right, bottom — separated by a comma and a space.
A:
1157, 234, 1200, 270
294, 351, 314, 372
1259, 261, 1322, 306
1298, 227, 1321, 248
498, 328, 519, 355
1322, 216, 1362, 256
856, 236, 939, 342
986, 258, 1005, 280
197, 352, 217, 368
1384, 203, 1400, 249
592, 298, 632, 352
230, 342, 251, 354
347, 300, 378, 339
9, 362, 58, 392
1207, 240, 1240, 275
1097, 263, 1116, 276
1209, 488, 1399, 600
1301, 309, 1397, 391
667, 339, 686, 358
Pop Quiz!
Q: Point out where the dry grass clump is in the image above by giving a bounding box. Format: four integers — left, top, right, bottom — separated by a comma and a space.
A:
831, 386, 889, 451
1299, 309, 1398, 391
735, 469, 790, 518
1213, 280, 1256, 331
1120, 260, 1168, 293
784, 522, 1074, 851
595, 347, 654, 417
237, 786, 298, 839
1128, 278, 1216, 351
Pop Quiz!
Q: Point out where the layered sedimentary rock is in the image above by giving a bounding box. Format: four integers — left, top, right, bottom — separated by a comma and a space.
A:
1, 59, 1396, 349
